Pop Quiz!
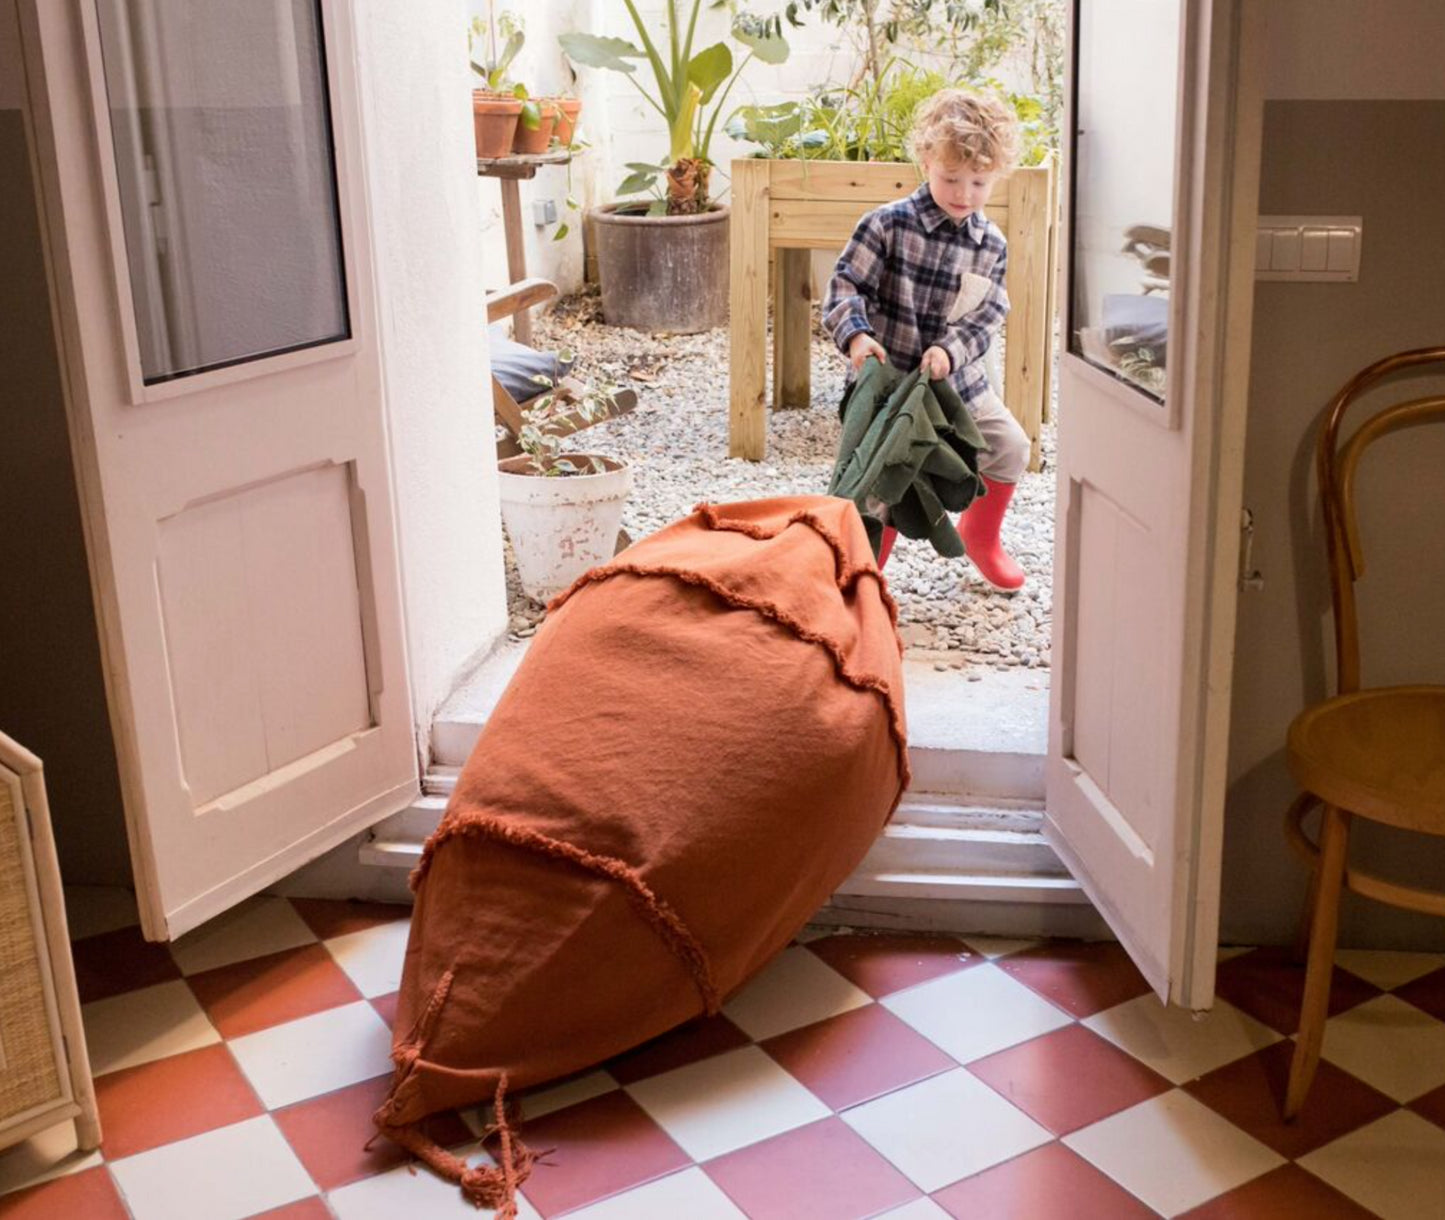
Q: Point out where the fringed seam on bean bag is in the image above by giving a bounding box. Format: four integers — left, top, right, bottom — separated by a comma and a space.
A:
411, 816, 721, 1013
373, 973, 536, 1216
547, 561, 911, 811
689, 501, 903, 634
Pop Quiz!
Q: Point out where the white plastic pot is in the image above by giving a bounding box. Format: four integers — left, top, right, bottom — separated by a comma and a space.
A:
497, 454, 632, 602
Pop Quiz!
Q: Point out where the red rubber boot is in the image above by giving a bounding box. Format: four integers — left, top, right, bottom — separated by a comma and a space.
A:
957, 477, 1025, 591
876, 525, 898, 569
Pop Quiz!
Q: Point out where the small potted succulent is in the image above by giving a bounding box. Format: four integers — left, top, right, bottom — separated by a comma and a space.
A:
468, 9, 544, 158
496, 367, 633, 602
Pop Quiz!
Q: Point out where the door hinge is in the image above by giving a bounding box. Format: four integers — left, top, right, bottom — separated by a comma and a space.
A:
1238, 508, 1264, 591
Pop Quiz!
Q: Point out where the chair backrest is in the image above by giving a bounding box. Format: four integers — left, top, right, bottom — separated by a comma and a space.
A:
1317, 346, 1445, 693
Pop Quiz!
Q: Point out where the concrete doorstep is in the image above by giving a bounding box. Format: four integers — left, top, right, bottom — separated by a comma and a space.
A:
362, 639, 1106, 939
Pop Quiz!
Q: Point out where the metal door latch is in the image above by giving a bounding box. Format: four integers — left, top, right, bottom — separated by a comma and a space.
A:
1239, 508, 1264, 591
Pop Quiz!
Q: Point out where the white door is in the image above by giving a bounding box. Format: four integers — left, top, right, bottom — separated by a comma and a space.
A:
21, 0, 417, 940
1047, 0, 1263, 1007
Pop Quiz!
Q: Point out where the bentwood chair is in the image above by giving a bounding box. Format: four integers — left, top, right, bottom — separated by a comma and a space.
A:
1283, 346, 1445, 1118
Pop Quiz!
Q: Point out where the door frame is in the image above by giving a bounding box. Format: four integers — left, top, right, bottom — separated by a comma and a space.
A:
1048, 0, 1264, 1007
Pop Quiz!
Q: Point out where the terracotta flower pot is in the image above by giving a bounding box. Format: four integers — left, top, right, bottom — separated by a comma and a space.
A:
473, 90, 521, 159
511, 100, 558, 156
551, 97, 583, 146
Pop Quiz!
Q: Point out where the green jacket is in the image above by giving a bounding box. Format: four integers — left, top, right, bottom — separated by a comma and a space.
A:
827, 357, 990, 559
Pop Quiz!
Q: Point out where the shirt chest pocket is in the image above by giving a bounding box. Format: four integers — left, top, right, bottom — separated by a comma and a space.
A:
947, 272, 994, 322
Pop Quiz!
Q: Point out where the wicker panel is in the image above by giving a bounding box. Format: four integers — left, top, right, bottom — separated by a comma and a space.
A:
0, 772, 63, 1122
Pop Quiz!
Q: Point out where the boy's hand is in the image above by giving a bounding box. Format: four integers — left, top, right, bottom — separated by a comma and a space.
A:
848, 333, 888, 370
920, 346, 952, 380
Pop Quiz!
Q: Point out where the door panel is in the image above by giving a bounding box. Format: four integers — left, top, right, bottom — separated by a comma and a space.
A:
156, 461, 373, 808
22, 0, 417, 939
1046, 0, 1263, 1006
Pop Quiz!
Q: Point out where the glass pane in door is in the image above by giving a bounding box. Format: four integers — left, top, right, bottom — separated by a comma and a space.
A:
94, 0, 349, 385
1069, 0, 1181, 403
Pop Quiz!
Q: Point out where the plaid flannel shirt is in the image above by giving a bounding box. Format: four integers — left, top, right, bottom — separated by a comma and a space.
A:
822, 184, 1009, 408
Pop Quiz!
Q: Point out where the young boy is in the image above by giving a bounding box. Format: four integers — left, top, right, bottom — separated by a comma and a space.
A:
822, 88, 1030, 590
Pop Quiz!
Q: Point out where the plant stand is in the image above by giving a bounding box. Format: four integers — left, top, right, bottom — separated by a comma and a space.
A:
476, 148, 572, 346
728, 158, 1058, 466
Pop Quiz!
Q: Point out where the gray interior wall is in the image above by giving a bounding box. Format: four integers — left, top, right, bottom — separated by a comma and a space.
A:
1221, 100, 1445, 950
0, 104, 132, 886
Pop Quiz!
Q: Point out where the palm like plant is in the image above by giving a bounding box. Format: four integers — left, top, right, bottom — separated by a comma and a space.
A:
560, 1, 792, 214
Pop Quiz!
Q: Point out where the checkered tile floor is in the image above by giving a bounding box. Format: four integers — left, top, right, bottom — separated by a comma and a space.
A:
3, 891, 1444, 1219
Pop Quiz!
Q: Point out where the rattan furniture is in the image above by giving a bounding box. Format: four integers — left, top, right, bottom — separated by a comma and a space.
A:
0, 732, 99, 1154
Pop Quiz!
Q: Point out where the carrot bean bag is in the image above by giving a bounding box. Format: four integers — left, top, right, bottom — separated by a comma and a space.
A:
373, 495, 909, 1213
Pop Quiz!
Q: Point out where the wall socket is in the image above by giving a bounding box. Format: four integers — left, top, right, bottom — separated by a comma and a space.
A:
1256, 215, 1362, 282
532, 199, 558, 226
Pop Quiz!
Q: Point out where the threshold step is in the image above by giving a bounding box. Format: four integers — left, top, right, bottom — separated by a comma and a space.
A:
835, 870, 1088, 905
431, 641, 1047, 800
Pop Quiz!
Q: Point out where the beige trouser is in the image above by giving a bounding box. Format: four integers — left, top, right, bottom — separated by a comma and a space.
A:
968, 388, 1030, 484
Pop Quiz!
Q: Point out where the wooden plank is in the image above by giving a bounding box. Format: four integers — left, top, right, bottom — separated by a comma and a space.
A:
486, 277, 557, 324
729, 160, 771, 459
773, 247, 812, 409
1002, 161, 1051, 472
771, 196, 1012, 249
766, 159, 922, 201
498, 178, 531, 345
1041, 154, 1060, 427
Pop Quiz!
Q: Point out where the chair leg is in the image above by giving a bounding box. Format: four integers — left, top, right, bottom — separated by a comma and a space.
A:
1293, 859, 1320, 964
1284, 803, 1350, 1120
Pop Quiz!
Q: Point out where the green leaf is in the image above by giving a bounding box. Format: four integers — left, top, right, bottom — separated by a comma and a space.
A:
552, 222, 570, 242
732, 15, 790, 65
624, 161, 667, 173
558, 32, 643, 73
519, 99, 541, 130
498, 29, 524, 74
669, 80, 702, 161
686, 42, 732, 104
647, 198, 669, 216
616, 169, 657, 195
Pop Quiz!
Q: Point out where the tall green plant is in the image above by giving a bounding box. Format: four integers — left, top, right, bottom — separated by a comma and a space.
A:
729, 63, 1052, 166
789, 0, 1007, 91
559, 2, 793, 214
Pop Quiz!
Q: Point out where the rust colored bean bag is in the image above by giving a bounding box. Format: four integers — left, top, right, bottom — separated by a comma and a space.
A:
373, 495, 908, 1213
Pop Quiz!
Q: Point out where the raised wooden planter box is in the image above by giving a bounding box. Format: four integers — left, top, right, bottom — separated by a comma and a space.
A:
728, 158, 1058, 466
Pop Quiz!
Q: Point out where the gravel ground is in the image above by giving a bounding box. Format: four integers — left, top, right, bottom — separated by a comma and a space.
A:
507, 286, 1057, 672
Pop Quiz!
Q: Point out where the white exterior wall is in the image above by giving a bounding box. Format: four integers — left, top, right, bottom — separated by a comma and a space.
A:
464, 0, 1035, 293
355, 0, 507, 743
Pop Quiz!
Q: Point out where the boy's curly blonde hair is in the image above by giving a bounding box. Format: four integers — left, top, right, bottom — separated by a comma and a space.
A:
909, 88, 1021, 175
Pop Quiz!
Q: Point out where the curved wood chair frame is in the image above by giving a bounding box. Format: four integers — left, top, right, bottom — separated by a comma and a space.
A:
1283, 345, 1445, 1119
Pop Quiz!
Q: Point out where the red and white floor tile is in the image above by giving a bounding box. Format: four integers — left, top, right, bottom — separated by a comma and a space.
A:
3, 890, 1444, 1219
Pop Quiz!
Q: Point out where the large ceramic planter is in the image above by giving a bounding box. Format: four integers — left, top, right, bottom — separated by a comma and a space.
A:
473, 91, 521, 159
498, 455, 632, 602
591, 203, 729, 333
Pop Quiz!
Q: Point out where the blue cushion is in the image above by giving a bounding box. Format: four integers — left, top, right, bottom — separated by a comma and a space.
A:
488, 325, 575, 402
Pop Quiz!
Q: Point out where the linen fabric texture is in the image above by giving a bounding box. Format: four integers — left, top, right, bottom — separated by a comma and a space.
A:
829, 357, 989, 558
373, 495, 909, 1214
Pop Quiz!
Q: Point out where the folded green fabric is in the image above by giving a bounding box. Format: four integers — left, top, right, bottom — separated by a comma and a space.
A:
827, 357, 990, 559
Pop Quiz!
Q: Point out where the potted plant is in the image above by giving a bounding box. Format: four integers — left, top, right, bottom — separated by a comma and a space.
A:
468, 9, 545, 159
559, 2, 792, 333
496, 370, 633, 602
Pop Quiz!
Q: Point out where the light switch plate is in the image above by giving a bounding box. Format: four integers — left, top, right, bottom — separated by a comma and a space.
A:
1257, 215, 1361, 282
